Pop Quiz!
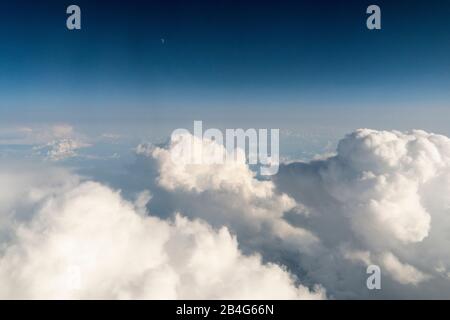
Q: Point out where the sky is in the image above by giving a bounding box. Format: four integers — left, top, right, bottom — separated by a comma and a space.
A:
1, 0, 450, 140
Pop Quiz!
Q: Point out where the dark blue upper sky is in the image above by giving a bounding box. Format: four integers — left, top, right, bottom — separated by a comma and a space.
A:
0, 0, 449, 135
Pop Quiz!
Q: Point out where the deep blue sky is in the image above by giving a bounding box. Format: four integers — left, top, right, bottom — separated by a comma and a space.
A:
0, 0, 449, 136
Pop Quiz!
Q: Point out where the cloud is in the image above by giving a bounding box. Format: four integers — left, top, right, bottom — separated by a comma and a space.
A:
275, 128, 450, 297
3, 127, 450, 299
50, 124, 75, 139
0, 164, 80, 243
0, 124, 91, 161
138, 128, 450, 298
146, 132, 320, 257
0, 166, 325, 300
320, 129, 438, 245
34, 138, 91, 161
380, 252, 430, 285
0, 124, 76, 145
342, 248, 430, 285
31, 124, 91, 161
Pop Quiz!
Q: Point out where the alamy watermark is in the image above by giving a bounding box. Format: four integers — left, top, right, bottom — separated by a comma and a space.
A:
366, 265, 381, 290
170, 121, 279, 176
366, 5, 381, 30
66, 4, 381, 31
66, 5, 81, 30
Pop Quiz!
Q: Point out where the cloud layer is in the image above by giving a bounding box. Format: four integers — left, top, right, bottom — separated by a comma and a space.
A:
2, 127, 450, 299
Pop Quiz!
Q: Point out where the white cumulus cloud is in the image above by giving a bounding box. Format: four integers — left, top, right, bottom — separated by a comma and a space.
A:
275, 128, 450, 297
138, 128, 450, 298
0, 166, 325, 300
146, 132, 320, 256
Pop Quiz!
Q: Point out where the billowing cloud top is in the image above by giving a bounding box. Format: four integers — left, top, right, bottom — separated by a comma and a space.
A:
276, 129, 450, 297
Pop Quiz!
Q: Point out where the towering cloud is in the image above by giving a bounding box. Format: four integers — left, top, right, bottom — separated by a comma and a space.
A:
276, 129, 450, 297
147, 132, 320, 256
